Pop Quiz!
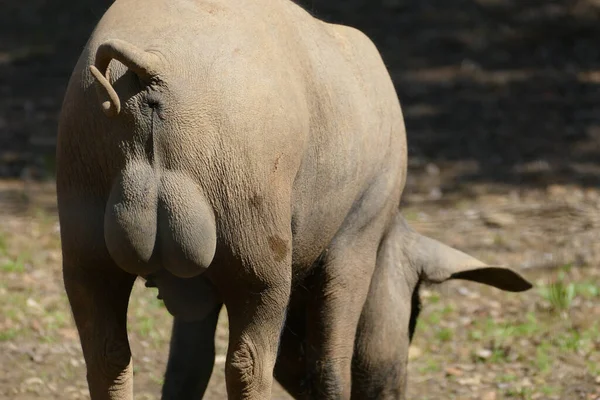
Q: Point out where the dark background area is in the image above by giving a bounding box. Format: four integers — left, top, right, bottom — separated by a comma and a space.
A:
1, 0, 600, 191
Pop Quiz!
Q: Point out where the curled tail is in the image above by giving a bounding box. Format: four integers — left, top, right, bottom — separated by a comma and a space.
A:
89, 39, 163, 117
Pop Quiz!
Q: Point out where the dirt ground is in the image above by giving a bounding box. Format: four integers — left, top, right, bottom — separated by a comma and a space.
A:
1, 181, 599, 400
1, 0, 600, 399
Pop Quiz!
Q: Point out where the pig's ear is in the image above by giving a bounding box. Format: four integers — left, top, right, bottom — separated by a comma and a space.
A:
406, 230, 532, 292
89, 39, 161, 117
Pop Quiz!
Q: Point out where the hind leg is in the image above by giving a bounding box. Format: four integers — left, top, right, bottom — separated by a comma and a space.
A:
351, 216, 418, 400
303, 237, 381, 399
274, 249, 414, 400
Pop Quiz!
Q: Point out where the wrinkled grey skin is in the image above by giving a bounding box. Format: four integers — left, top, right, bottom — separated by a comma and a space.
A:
56, 0, 532, 399
163, 214, 531, 400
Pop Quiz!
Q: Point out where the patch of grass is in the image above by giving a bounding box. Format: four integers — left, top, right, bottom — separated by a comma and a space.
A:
137, 316, 155, 337
31, 207, 59, 231
567, 323, 598, 356
556, 328, 583, 352
435, 327, 453, 342
421, 305, 454, 327
4, 307, 22, 323
403, 210, 419, 221
499, 373, 518, 383
0, 328, 21, 341
1, 254, 26, 273
60, 363, 79, 381
540, 280, 575, 312
441, 305, 454, 315
535, 342, 552, 373
428, 292, 440, 304
539, 269, 600, 320
504, 386, 535, 399
0, 233, 7, 255
505, 386, 559, 400
493, 234, 507, 247
469, 329, 483, 340
511, 313, 540, 336
39, 334, 57, 344
150, 374, 164, 385
44, 310, 70, 332
574, 281, 600, 299
587, 360, 600, 376
494, 324, 517, 341
148, 292, 166, 310
540, 385, 559, 396
538, 267, 579, 313
477, 317, 521, 343
418, 359, 441, 373
426, 311, 442, 325
131, 310, 165, 343
466, 314, 547, 366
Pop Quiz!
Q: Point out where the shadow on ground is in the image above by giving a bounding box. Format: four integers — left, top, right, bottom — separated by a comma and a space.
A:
299, 0, 600, 191
0, 1, 107, 177
2, 0, 600, 192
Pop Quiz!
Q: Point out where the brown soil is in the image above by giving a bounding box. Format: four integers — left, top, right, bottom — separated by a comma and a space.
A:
1, 181, 599, 400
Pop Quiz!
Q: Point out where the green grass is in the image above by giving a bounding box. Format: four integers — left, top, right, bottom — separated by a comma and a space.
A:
512, 313, 540, 336
504, 383, 559, 399
540, 279, 576, 312
403, 210, 420, 222
535, 342, 552, 373
428, 292, 440, 304
44, 309, 70, 332
1, 257, 26, 273
150, 374, 164, 386
410, 268, 600, 399
504, 386, 535, 399
441, 305, 454, 315
138, 316, 156, 337
493, 233, 508, 247
536, 266, 600, 314
0, 328, 21, 341
573, 281, 600, 299
0, 233, 7, 255
499, 373, 518, 383
418, 359, 441, 373
489, 347, 510, 363
435, 327, 453, 342
587, 360, 600, 376
469, 329, 483, 340
1, 242, 31, 272
540, 385, 559, 396
0, 237, 32, 273
0, 202, 597, 399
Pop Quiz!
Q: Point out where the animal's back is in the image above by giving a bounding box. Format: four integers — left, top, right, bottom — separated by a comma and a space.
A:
281, 19, 408, 267
59, 0, 406, 274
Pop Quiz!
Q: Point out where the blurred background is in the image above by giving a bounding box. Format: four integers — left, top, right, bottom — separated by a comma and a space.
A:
1, 1, 599, 399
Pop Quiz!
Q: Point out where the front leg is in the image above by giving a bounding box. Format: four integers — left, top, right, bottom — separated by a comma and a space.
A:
274, 290, 310, 398
161, 304, 222, 400
63, 263, 136, 400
